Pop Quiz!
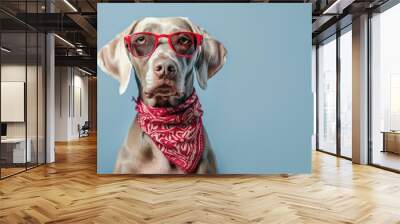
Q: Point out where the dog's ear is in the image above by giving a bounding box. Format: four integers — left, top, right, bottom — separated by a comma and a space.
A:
184, 19, 227, 90
97, 20, 138, 95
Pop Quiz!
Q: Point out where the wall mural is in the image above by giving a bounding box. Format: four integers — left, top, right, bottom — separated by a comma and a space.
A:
97, 3, 312, 174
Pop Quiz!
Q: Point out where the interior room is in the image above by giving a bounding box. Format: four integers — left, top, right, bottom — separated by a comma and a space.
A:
0, 0, 96, 178
0, 0, 399, 223
0, 6, 46, 177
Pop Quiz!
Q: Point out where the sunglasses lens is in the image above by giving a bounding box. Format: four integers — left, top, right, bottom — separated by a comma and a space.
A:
170, 33, 198, 56
130, 33, 156, 57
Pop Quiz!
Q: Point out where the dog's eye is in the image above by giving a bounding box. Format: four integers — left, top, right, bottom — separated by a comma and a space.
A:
177, 36, 192, 45
135, 36, 146, 44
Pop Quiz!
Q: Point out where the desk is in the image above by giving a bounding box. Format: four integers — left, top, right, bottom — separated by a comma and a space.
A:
382, 131, 400, 154
1, 138, 31, 163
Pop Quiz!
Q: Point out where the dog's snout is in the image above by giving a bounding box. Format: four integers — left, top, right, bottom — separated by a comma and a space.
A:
153, 59, 177, 80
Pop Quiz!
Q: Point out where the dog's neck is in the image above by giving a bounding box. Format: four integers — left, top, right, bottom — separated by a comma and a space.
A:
134, 89, 204, 173
135, 71, 195, 108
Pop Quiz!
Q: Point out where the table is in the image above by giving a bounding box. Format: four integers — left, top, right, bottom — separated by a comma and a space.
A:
381, 131, 400, 154
1, 138, 31, 163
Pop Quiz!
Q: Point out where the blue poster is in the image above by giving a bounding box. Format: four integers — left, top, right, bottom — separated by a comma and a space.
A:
97, 3, 312, 174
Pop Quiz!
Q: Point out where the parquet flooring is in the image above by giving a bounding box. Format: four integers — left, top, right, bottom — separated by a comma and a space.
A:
0, 167, 26, 178
1, 134, 400, 223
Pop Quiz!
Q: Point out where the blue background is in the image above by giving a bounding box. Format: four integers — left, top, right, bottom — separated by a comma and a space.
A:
97, 3, 312, 174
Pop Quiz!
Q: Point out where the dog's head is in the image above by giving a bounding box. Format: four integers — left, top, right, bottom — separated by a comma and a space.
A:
98, 17, 227, 107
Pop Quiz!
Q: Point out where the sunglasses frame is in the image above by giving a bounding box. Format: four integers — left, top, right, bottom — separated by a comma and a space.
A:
124, 32, 203, 58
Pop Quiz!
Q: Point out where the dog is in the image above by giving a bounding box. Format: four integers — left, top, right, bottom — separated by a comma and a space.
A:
97, 17, 227, 174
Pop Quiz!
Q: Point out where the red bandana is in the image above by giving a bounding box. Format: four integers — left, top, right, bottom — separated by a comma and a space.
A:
135, 91, 205, 173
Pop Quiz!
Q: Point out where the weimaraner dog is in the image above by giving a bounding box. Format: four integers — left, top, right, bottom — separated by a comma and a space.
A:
98, 17, 227, 174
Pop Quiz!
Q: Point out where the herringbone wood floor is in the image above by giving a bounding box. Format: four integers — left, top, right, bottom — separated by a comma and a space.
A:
1, 134, 400, 224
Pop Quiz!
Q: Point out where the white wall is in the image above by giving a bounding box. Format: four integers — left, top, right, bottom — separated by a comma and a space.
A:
1, 65, 42, 137
72, 73, 89, 138
1, 65, 26, 136
55, 67, 89, 141
55, 66, 69, 141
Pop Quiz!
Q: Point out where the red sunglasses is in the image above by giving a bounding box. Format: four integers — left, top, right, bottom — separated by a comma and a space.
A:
124, 32, 203, 58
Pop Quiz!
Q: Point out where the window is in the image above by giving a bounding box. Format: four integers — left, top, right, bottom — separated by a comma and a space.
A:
317, 35, 337, 154
317, 26, 353, 159
339, 27, 352, 158
371, 3, 400, 171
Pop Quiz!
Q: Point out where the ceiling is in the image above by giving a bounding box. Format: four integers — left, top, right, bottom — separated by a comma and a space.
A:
0, 0, 97, 74
0, 0, 392, 75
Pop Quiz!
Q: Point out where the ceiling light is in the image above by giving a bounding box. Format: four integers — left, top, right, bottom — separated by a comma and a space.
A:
76, 48, 85, 55
1, 47, 11, 53
54, 34, 75, 48
322, 0, 354, 15
323, 0, 341, 14
63, 0, 78, 12
78, 67, 93, 76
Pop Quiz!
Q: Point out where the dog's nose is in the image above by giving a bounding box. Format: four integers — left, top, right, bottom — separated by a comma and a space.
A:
153, 59, 177, 80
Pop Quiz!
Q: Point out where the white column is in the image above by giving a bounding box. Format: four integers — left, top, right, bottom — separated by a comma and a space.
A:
46, 33, 55, 163
352, 14, 369, 164
46, 1, 55, 163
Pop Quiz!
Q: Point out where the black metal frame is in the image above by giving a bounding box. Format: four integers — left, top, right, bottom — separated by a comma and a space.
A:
336, 26, 341, 159
315, 44, 319, 151
36, 1, 39, 168
0, 16, 2, 179
0, 0, 47, 180
367, 11, 373, 166
44, 0, 47, 165
25, 2, 28, 171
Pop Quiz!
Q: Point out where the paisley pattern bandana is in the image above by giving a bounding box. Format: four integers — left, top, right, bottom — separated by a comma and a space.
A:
135, 90, 205, 173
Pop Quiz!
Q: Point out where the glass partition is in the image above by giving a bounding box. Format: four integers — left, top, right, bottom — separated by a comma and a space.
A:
317, 35, 337, 154
27, 31, 38, 169
371, 3, 400, 171
339, 27, 352, 158
0, 1, 46, 179
1, 30, 28, 177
